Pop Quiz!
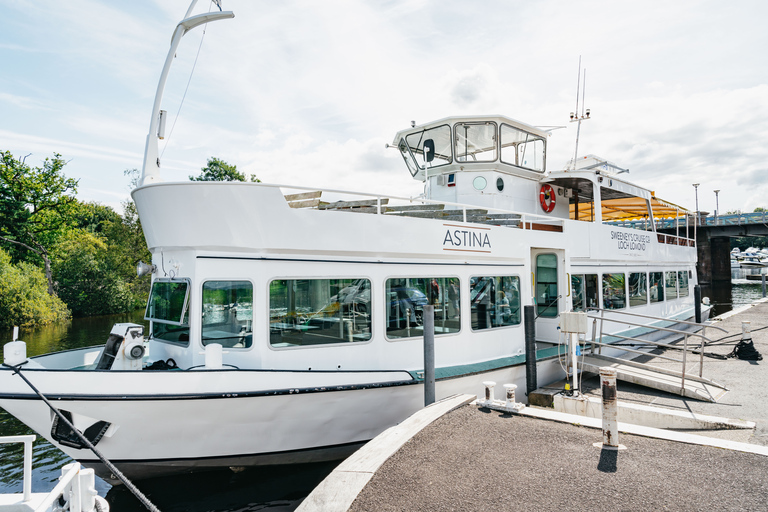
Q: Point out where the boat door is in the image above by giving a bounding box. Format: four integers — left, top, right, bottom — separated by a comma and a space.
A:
531, 248, 567, 342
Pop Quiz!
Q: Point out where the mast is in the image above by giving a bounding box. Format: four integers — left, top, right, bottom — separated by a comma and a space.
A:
140, 1, 234, 187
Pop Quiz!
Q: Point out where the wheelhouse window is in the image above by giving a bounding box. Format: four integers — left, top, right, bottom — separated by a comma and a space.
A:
572, 274, 598, 312
386, 277, 460, 340
678, 271, 690, 297
401, 125, 452, 173
470, 276, 521, 330
649, 272, 664, 303
269, 279, 371, 347
455, 122, 497, 162
602, 273, 626, 310
629, 273, 648, 307
202, 281, 253, 348
145, 279, 190, 343
665, 272, 678, 300
536, 254, 558, 317
500, 123, 546, 172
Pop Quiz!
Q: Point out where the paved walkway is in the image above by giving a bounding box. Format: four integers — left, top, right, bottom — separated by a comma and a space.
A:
302, 299, 768, 511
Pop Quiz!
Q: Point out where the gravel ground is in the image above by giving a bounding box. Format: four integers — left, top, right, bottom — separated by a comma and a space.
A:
349, 405, 768, 512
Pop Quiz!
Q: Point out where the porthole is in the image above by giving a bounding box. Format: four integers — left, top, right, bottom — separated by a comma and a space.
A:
473, 176, 487, 190
496, 177, 504, 192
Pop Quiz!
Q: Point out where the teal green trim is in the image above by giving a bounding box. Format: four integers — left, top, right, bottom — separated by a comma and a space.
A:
408, 345, 563, 382
407, 307, 695, 382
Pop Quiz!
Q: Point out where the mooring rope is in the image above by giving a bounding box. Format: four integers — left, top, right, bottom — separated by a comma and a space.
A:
2, 363, 161, 512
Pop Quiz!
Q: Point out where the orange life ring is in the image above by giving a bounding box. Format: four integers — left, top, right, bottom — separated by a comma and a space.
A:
539, 184, 556, 213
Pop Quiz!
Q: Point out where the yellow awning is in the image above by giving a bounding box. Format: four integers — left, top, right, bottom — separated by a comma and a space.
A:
570, 196, 691, 222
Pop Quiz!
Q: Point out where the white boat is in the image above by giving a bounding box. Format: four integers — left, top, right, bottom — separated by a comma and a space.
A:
739, 253, 768, 268
0, 2, 704, 483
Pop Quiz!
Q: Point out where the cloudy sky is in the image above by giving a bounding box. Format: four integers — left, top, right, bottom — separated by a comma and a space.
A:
2, 0, 767, 215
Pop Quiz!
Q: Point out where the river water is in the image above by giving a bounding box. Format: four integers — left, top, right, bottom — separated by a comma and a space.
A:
2, 276, 766, 509
0, 310, 338, 511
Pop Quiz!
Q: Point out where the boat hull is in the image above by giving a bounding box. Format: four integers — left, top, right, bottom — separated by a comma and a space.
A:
0, 361, 563, 482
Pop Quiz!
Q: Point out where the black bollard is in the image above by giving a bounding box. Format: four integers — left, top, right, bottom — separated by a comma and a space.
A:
423, 305, 435, 406
694, 285, 701, 324
524, 305, 537, 395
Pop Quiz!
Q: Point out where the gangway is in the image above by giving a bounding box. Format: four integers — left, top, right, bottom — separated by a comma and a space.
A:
576, 309, 729, 402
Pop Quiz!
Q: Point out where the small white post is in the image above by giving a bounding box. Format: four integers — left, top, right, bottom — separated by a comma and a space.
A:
599, 367, 621, 449
482, 381, 496, 403
503, 383, 517, 407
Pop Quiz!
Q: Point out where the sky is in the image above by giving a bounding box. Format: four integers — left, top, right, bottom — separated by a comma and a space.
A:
1, 0, 767, 216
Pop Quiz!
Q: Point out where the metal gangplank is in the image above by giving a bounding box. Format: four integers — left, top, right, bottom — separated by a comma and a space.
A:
577, 309, 729, 402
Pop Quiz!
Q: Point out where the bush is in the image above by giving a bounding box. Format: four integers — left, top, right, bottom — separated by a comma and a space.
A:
0, 249, 70, 329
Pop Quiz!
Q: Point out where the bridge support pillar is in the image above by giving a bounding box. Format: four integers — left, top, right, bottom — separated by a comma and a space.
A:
696, 232, 731, 310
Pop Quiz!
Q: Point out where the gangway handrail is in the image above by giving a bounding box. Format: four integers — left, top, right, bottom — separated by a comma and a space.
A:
585, 306, 727, 333
580, 306, 726, 393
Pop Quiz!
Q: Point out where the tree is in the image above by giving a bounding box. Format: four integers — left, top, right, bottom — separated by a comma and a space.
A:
0, 151, 79, 295
52, 231, 134, 317
189, 157, 260, 182
0, 248, 69, 329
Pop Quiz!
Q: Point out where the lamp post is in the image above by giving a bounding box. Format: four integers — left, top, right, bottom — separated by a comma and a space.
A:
714, 189, 720, 225
693, 183, 700, 225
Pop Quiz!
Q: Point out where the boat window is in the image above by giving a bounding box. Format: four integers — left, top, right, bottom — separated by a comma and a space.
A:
470, 276, 521, 330
629, 273, 648, 307
201, 281, 253, 348
500, 123, 546, 172
398, 139, 420, 177
402, 125, 452, 173
602, 273, 626, 310
571, 274, 598, 312
385, 277, 460, 340
535, 254, 558, 317
649, 272, 664, 303
665, 271, 678, 300
455, 122, 497, 162
145, 279, 190, 344
269, 279, 371, 347
678, 271, 689, 297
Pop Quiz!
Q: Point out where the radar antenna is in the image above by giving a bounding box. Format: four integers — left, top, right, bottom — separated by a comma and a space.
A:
568, 56, 590, 170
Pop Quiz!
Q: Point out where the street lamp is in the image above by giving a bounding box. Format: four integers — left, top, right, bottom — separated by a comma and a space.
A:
714, 189, 720, 225
693, 183, 700, 225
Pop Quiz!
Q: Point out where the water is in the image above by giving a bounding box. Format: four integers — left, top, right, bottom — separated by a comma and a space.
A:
0, 311, 338, 511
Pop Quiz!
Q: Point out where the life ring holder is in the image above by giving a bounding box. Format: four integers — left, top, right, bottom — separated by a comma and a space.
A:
539, 184, 556, 213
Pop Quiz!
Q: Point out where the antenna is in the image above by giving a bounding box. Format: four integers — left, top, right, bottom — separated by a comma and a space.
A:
568, 57, 590, 170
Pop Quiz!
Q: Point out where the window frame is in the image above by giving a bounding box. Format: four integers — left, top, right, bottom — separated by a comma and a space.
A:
469, 275, 522, 332
200, 279, 255, 349
267, 277, 374, 350
384, 276, 462, 341
454, 121, 498, 163
602, 273, 627, 310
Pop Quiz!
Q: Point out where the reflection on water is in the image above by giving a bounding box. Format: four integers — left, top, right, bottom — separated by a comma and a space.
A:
0, 311, 338, 510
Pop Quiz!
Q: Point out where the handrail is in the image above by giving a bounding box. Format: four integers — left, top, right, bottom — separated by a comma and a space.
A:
584, 306, 723, 392
266, 182, 564, 229
585, 307, 727, 333
0, 434, 35, 502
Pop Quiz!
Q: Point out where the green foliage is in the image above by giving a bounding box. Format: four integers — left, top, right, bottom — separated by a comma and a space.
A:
189, 157, 260, 182
0, 151, 79, 263
52, 231, 135, 317
0, 249, 70, 329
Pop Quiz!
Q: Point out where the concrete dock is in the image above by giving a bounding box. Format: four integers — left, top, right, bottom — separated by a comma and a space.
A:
299, 299, 768, 511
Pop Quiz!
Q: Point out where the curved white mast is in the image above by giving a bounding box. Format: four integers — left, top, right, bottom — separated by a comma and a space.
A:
140, 1, 234, 186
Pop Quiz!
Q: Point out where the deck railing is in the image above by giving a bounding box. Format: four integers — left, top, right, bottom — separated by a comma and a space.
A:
585, 307, 727, 392
276, 183, 566, 233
